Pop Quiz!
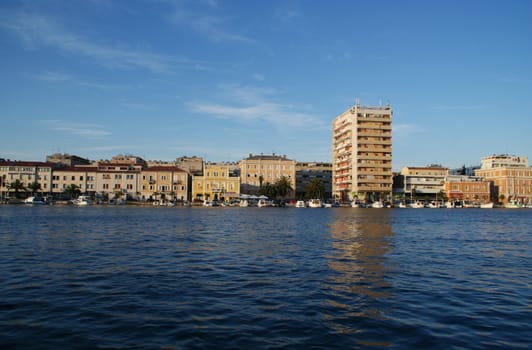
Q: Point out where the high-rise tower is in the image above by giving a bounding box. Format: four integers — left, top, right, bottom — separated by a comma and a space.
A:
332, 101, 393, 203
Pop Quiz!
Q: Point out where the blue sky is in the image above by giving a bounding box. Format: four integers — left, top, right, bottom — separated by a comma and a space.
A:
1, 0, 531, 170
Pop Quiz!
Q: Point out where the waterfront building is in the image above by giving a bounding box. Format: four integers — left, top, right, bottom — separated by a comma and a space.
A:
444, 175, 491, 204
332, 101, 393, 203
401, 165, 449, 201
0, 160, 54, 199
192, 163, 240, 202
239, 153, 296, 197
52, 166, 99, 198
475, 154, 532, 204
295, 162, 332, 199
139, 166, 188, 202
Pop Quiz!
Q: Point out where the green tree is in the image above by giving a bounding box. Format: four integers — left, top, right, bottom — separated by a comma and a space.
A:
259, 182, 277, 199
275, 176, 293, 199
305, 179, 324, 199
27, 181, 41, 195
64, 184, 81, 199
8, 179, 26, 198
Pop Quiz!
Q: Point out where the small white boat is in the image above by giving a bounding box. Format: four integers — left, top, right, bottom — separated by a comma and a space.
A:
480, 202, 494, 209
257, 199, 270, 208
351, 200, 363, 208
295, 200, 306, 208
308, 199, 322, 208
239, 199, 249, 207
24, 196, 46, 205
370, 201, 384, 208
72, 195, 91, 206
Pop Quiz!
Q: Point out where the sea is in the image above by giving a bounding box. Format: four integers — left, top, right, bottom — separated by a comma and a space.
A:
0, 205, 530, 349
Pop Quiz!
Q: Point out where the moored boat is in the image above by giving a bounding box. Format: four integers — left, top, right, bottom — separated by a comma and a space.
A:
72, 195, 91, 206
295, 200, 306, 208
480, 202, 494, 209
308, 199, 322, 208
24, 196, 47, 205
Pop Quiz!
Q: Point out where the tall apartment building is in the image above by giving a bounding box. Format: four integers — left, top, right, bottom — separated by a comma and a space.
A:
239, 153, 296, 197
332, 102, 392, 203
475, 154, 532, 204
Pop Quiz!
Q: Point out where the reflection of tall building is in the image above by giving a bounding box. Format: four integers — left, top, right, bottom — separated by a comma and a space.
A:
327, 210, 393, 310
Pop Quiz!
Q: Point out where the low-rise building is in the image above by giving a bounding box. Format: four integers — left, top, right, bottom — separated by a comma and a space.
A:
0, 160, 55, 199
400, 165, 448, 201
475, 154, 532, 204
444, 175, 491, 204
139, 166, 188, 202
295, 162, 332, 199
239, 153, 295, 197
192, 163, 240, 202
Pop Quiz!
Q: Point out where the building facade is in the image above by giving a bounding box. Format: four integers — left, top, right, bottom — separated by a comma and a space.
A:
192, 163, 240, 201
401, 165, 449, 200
444, 175, 491, 204
332, 102, 393, 203
475, 154, 532, 205
0, 161, 55, 199
239, 154, 296, 197
139, 166, 188, 202
295, 162, 332, 199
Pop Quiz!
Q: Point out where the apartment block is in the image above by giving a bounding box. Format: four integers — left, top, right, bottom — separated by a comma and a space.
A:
0, 161, 54, 198
140, 166, 188, 201
332, 102, 392, 202
401, 165, 449, 197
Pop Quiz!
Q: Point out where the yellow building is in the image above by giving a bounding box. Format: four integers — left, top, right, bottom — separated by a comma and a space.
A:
332, 102, 393, 203
239, 154, 296, 197
475, 155, 532, 205
140, 166, 189, 202
192, 163, 240, 202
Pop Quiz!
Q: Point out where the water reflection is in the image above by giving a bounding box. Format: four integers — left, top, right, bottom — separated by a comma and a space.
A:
324, 209, 394, 343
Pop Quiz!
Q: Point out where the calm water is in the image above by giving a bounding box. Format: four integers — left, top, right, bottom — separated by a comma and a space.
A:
0, 206, 530, 349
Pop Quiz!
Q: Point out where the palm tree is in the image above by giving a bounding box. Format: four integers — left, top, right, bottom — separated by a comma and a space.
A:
305, 179, 324, 199
64, 184, 81, 199
275, 176, 293, 199
27, 181, 41, 195
260, 182, 277, 199
8, 179, 26, 198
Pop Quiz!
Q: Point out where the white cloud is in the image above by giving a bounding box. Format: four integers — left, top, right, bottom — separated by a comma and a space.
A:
41, 120, 112, 138
1, 12, 177, 73
186, 85, 327, 131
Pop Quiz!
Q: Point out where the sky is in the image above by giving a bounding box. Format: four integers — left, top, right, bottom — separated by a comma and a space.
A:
1, 0, 531, 170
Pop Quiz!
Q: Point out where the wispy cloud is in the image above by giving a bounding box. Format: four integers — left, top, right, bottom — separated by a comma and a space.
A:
31, 70, 135, 90
166, 1, 258, 45
1, 11, 179, 73
186, 84, 326, 131
41, 120, 112, 138
393, 123, 425, 137
432, 105, 488, 111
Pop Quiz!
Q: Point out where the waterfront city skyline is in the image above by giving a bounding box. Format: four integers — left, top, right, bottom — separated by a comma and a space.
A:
1, 0, 531, 170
